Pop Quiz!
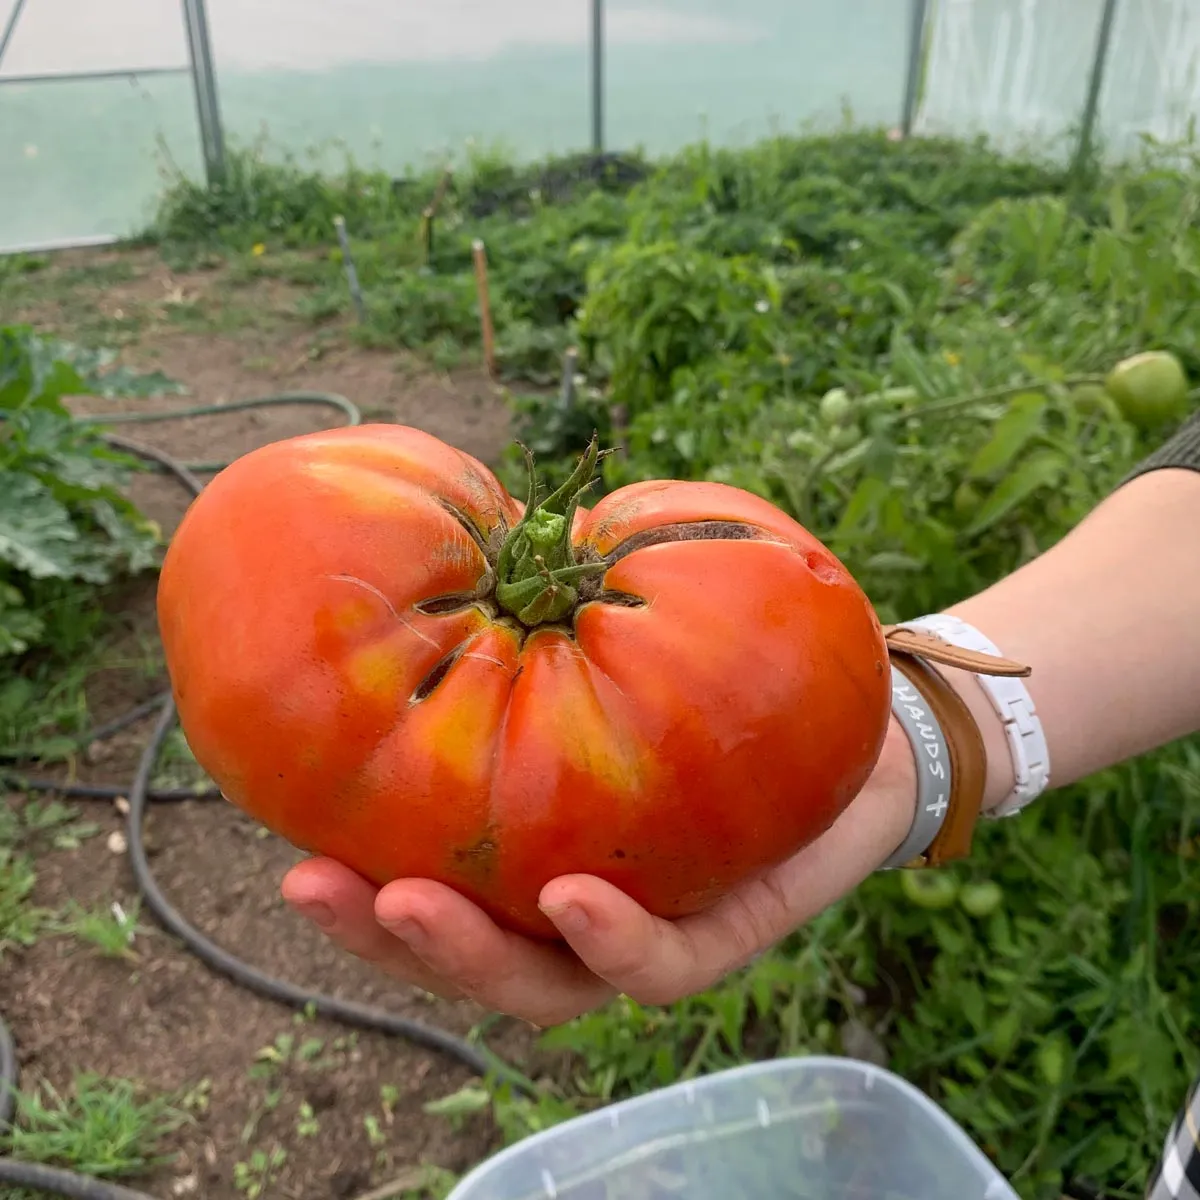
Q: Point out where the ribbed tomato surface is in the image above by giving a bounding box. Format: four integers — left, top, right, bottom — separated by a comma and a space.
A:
156, 425, 890, 939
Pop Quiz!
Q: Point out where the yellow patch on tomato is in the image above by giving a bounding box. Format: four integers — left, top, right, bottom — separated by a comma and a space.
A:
529, 638, 647, 797
344, 640, 405, 701
420, 692, 498, 786
328, 596, 377, 634
299, 458, 414, 514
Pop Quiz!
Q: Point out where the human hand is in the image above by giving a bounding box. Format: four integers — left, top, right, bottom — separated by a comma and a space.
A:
280, 719, 918, 1028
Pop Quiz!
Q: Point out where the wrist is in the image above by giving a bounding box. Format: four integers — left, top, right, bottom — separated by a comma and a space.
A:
895, 612, 1049, 819
868, 714, 921, 867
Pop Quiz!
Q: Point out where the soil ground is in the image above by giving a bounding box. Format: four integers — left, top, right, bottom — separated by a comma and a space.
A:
2, 249, 549, 1200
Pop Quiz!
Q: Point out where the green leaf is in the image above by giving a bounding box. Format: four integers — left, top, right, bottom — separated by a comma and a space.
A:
833, 476, 888, 540
1036, 1034, 1067, 1087
862, 551, 924, 572
966, 392, 1046, 480
0, 326, 86, 412
961, 450, 1068, 539
990, 1009, 1022, 1059
1108, 184, 1128, 235
0, 473, 82, 578
422, 1086, 491, 1118
0, 584, 43, 657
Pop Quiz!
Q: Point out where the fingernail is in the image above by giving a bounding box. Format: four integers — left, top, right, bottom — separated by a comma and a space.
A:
292, 900, 336, 930
540, 902, 589, 936
383, 917, 429, 952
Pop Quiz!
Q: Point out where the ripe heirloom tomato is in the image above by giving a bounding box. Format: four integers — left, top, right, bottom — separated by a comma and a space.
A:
157, 426, 891, 940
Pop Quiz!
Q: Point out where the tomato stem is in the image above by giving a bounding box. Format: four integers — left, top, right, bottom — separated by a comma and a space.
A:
495, 435, 610, 627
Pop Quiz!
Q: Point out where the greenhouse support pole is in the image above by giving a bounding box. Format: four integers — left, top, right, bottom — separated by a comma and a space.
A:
590, 0, 605, 153
0, 0, 29, 69
1074, 0, 1120, 170
182, 0, 227, 185
900, 0, 930, 137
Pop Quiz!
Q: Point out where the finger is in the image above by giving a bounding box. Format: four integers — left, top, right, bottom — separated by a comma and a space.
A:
538, 763, 915, 1006
374, 879, 617, 1026
281, 858, 464, 1000
537, 872, 776, 1006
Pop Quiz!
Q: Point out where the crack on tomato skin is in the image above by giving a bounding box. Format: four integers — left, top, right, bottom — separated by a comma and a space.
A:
572, 520, 784, 609
325, 573, 441, 651
601, 520, 778, 567
462, 650, 509, 671
414, 593, 479, 616
414, 565, 497, 617
434, 497, 510, 568
586, 589, 647, 609
409, 644, 466, 703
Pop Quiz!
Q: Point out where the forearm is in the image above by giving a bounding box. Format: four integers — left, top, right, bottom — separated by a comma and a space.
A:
936, 467, 1200, 811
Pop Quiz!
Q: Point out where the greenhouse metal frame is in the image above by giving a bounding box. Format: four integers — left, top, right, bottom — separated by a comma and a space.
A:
0, 0, 1128, 255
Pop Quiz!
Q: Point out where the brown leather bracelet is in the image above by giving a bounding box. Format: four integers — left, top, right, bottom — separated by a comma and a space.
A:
883, 626, 1031, 867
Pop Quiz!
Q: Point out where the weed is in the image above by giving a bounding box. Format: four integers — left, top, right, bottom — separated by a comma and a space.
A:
0, 843, 44, 956
233, 1144, 287, 1198
293, 1100, 319, 1139
0, 798, 100, 957
5, 1073, 188, 1179
51, 897, 145, 960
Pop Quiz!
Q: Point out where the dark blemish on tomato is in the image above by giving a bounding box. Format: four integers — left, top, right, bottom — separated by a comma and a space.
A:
455, 838, 497, 860
612, 849, 627, 859
452, 835, 499, 880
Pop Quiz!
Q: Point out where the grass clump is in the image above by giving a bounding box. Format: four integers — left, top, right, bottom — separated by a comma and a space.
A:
5, 1073, 188, 1180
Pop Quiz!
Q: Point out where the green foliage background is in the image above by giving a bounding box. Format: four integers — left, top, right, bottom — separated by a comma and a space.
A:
6, 127, 1200, 1199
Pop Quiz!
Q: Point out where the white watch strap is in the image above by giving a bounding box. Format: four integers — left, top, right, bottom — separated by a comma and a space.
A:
897, 613, 1050, 818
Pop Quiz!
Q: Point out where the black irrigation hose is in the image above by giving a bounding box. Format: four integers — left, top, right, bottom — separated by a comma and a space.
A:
0, 395, 533, 1200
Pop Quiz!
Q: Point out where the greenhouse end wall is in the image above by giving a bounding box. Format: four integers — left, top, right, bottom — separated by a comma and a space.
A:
1, 0, 1198, 254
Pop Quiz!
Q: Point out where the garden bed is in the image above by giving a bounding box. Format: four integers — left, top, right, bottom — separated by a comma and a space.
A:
2, 279, 541, 1199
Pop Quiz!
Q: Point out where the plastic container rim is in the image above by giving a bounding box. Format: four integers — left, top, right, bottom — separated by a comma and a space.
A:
446, 1053, 1016, 1200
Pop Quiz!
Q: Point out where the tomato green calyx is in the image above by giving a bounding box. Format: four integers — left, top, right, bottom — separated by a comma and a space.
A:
494, 436, 611, 627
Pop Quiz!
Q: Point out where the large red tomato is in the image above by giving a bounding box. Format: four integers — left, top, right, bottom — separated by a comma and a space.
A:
157, 426, 890, 940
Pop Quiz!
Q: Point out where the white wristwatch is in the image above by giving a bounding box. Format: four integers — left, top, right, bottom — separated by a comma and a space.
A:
897, 613, 1050, 818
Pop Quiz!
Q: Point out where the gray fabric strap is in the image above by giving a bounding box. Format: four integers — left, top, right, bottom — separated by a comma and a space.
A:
1120, 408, 1200, 487
879, 665, 953, 871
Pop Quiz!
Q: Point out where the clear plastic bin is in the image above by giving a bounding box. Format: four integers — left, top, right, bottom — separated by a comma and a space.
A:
447, 1055, 1019, 1200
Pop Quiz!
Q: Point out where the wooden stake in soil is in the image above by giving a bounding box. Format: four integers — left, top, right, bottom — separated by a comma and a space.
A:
472, 238, 497, 379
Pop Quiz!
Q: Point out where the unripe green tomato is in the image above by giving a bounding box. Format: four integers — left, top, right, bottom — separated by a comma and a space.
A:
1069, 383, 1111, 417
785, 429, 822, 453
959, 880, 1004, 918
952, 482, 982, 519
900, 870, 960, 909
1104, 350, 1189, 429
819, 387, 854, 426
829, 422, 863, 451
875, 385, 920, 408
